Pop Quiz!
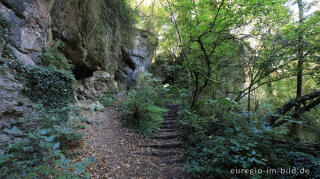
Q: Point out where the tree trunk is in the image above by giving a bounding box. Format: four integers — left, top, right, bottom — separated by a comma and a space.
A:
266, 82, 273, 97
269, 91, 320, 127
191, 71, 199, 109
290, 0, 304, 137
248, 87, 251, 112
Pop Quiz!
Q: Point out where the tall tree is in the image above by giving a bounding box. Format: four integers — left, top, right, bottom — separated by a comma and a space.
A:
161, 0, 289, 108
290, 0, 305, 136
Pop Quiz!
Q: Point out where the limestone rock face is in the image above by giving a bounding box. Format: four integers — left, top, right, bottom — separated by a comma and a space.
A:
0, 0, 51, 64
0, 0, 157, 100
116, 30, 158, 90
50, 0, 122, 76
0, 0, 158, 154
76, 70, 115, 100
0, 63, 31, 153
0, 0, 123, 73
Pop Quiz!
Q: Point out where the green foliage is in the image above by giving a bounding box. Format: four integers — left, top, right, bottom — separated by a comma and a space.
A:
8, 60, 75, 108
141, 29, 158, 49
118, 74, 167, 137
0, 58, 90, 178
138, 105, 167, 137
41, 41, 74, 72
278, 151, 320, 178
101, 0, 137, 46
99, 92, 118, 107
103, 0, 136, 30
150, 53, 191, 105
137, 0, 320, 178
0, 15, 16, 60
0, 105, 89, 178
178, 100, 320, 178
150, 53, 181, 84
30, 156, 95, 179
0, 14, 10, 42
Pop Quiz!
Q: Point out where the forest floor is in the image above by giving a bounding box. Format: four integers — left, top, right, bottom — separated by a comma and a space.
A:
74, 105, 188, 179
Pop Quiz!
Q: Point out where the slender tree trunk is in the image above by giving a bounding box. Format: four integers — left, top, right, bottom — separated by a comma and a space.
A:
266, 82, 273, 97
290, 0, 304, 137
296, 0, 304, 104
247, 68, 253, 113
248, 87, 251, 112
191, 71, 199, 109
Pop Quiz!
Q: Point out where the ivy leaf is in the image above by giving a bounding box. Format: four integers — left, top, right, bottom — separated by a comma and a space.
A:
40, 129, 48, 135
45, 135, 56, 142
85, 172, 91, 179
53, 142, 60, 150
74, 162, 86, 174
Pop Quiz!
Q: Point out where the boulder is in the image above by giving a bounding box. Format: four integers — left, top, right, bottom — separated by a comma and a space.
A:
76, 70, 114, 100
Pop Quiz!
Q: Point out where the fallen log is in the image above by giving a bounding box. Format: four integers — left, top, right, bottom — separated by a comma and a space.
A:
269, 91, 320, 127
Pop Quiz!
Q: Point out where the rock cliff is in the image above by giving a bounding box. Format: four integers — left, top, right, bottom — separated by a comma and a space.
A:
0, 0, 157, 152
116, 29, 158, 90
0, 0, 157, 96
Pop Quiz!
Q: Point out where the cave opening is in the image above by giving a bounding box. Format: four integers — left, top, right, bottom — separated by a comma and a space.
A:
73, 64, 94, 80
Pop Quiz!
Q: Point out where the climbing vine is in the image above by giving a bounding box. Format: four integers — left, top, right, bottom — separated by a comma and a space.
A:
8, 60, 75, 108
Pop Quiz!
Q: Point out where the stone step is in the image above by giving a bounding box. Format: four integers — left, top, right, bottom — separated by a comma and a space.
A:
135, 151, 181, 157
162, 120, 178, 125
164, 117, 178, 120
165, 106, 181, 109
160, 125, 177, 129
165, 114, 178, 117
167, 111, 178, 114
161, 158, 185, 165
166, 108, 180, 111
152, 134, 179, 140
166, 109, 179, 112
159, 129, 175, 133
165, 104, 180, 107
164, 114, 178, 118
165, 112, 178, 115
140, 142, 182, 149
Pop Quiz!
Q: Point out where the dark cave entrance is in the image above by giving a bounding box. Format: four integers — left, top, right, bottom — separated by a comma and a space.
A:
73, 64, 94, 80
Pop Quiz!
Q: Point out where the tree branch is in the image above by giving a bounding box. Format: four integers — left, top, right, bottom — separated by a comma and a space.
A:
270, 91, 320, 126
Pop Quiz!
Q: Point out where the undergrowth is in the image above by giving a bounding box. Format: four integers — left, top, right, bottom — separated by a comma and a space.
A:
178, 98, 320, 179
9, 59, 75, 108
99, 93, 118, 107
0, 57, 93, 178
117, 73, 167, 137
150, 51, 320, 178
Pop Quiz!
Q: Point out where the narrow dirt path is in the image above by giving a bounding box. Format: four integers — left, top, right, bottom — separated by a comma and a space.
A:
75, 104, 188, 179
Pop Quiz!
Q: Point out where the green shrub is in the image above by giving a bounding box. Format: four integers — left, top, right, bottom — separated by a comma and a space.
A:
99, 93, 118, 107
118, 74, 167, 137
138, 105, 167, 137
